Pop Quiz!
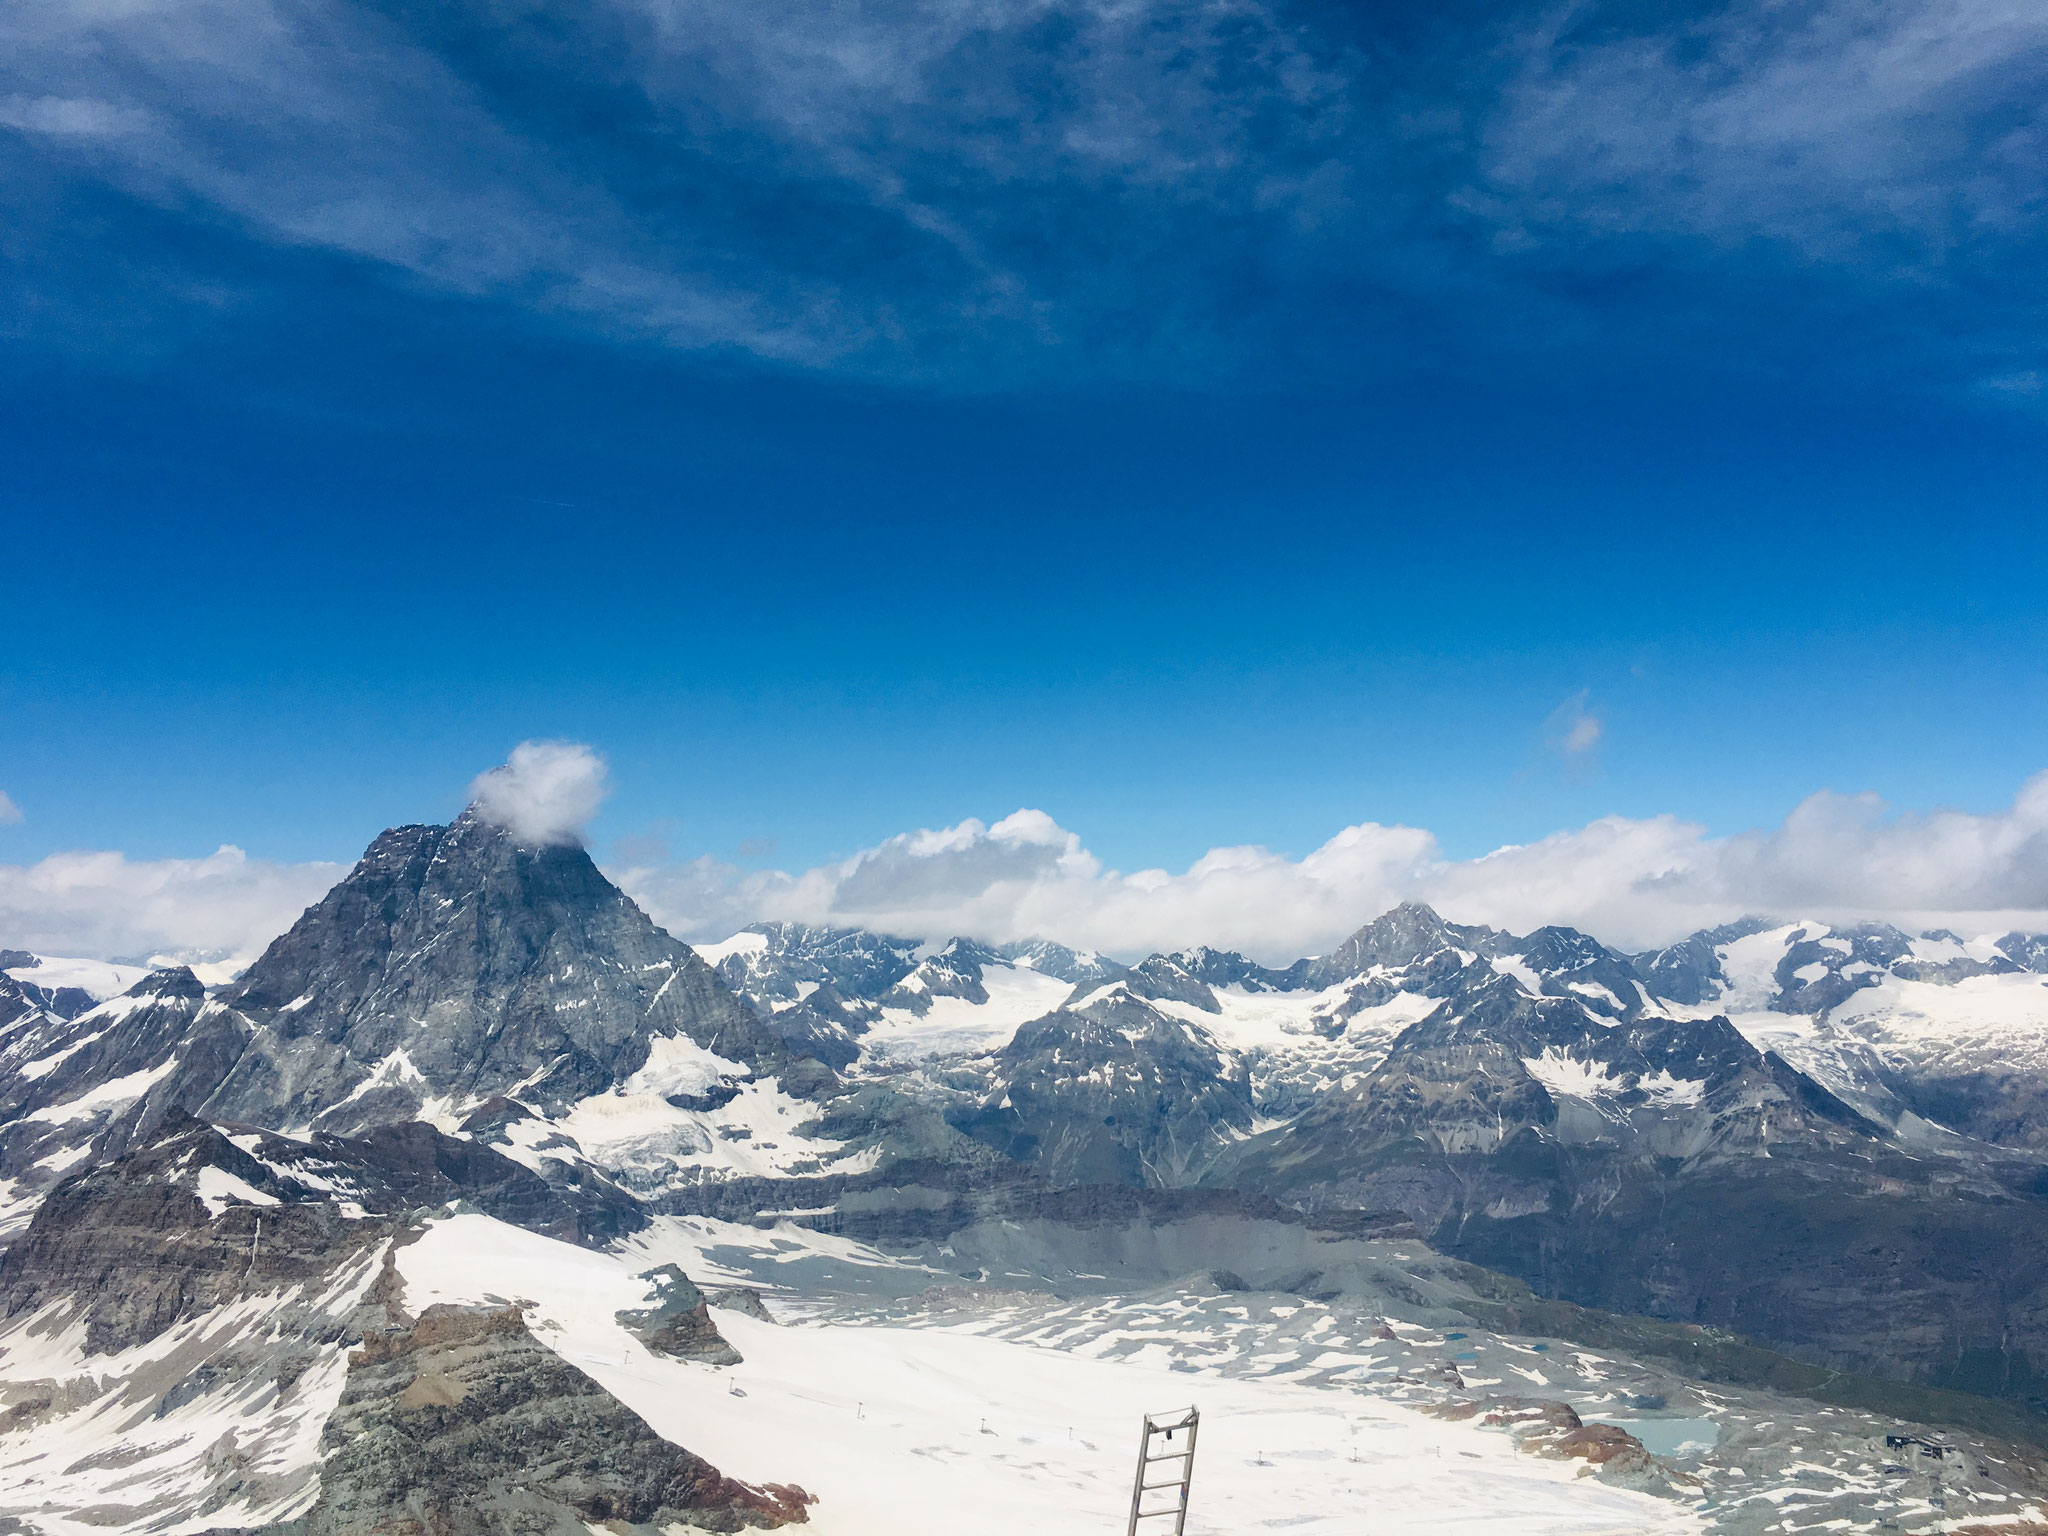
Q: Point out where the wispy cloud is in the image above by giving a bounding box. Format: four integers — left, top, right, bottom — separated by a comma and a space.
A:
1483, 0, 2048, 268
0, 0, 1359, 378
0, 791, 22, 827
4, 0, 2039, 387
1544, 690, 1603, 760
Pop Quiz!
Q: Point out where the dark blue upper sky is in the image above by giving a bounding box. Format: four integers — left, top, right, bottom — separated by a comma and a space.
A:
3, 0, 2044, 883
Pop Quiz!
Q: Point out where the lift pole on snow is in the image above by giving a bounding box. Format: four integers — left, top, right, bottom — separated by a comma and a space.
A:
1127, 1406, 1199, 1536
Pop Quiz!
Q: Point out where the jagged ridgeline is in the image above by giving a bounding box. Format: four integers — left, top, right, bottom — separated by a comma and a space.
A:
9, 811, 2048, 1535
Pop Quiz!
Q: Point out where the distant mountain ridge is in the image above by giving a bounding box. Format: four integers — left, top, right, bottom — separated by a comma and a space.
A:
668, 898, 2048, 1409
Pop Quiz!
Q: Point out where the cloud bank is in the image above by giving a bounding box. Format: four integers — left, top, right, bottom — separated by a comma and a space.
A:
616, 773, 2048, 960
0, 844, 343, 964
5, 770, 2046, 965
469, 741, 611, 847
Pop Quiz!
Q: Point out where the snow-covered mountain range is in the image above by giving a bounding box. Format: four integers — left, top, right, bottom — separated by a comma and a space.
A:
8, 811, 2048, 1536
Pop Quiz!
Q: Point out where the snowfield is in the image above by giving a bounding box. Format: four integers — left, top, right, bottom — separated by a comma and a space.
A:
861, 962, 1076, 1064
397, 1215, 1699, 1536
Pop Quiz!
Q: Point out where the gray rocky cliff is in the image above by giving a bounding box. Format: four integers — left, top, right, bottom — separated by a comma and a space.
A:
616, 1263, 743, 1365
203, 810, 792, 1134
954, 987, 1253, 1187
292, 1303, 807, 1536
0, 967, 253, 1226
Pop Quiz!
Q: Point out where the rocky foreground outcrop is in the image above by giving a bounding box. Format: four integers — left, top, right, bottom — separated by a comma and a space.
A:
291, 1304, 808, 1536
0, 1115, 387, 1354
0, 1116, 812, 1536
1428, 1396, 1695, 1496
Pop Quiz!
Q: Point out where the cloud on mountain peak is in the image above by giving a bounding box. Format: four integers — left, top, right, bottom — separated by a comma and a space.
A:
468, 740, 611, 847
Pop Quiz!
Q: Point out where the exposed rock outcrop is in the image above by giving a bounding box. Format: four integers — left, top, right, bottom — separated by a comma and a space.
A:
0, 1111, 642, 1354
0, 1114, 386, 1354
296, 1304, 806, 1535
710, 1287, 776, 1323
618, 1265, 743, 1365
1431, 1396, 1694, 1496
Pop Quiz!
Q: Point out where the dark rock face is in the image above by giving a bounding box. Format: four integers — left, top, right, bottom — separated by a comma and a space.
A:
1772, 923, 1914, 1013
2000, 932, 2048, 973
1300, 902, 1497, 987
0, 972, 41, 1036
0, 953, 99, 1024
879, 939, 1005, 1016
1484, 925, 1650, 1020
748, 984, 868, 1071
709, 1287, 776, 1323
991, 939, 1118, 987
1207, 978, 2048, 1408
1168, 946, 1294, 993
1062, 956, 1220, 1013
617, 1264, 742, 1365
0, 1110, 811, 1536
0, 967, 253, 1221
954, 991, 1253, 1186
1626, 921, 1770, 1006
250, 1118, 649, 1246
0, 1110, 650, 1355
708, 925, 1113, 1017
711, 923, 922, 1010
203, 811, 787, 1133
291, 1304, 808, 1536
0, 1113, 386, 1354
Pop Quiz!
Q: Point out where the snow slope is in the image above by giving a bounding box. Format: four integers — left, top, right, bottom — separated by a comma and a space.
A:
1, 956, 151, 1001
396, 1215, 1697, 1536
0, 1242, 390, 1536
860, 961, 1074, 1064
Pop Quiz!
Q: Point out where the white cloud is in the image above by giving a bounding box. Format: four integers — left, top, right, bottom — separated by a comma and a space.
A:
0, 845, 343, 963
9, 768, 2047, 968
615, 772, 2048, 959
468, 740, 610, 847
0, 791, 22, 826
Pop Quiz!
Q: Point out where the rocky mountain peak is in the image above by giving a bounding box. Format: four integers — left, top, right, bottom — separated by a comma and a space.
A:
707, 921, 922, 1007
0, 973, 44, 1034
200, 812, 787, 1134
1307, 901, 1493, 985
992, 937, 1117, 985
127, 964, 207, 1004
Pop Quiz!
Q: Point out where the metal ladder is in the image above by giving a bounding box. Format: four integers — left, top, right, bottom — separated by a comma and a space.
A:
1127, 1407, 1200, 1536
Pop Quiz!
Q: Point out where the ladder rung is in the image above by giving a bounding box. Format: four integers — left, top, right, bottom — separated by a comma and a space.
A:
1140, 1482, 1187, 1492
1144, 1450, 1191, 1462
1135, 1510, 1183, 1520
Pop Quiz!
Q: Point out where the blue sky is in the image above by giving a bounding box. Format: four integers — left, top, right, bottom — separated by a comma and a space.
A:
2, 0, 2045, 958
